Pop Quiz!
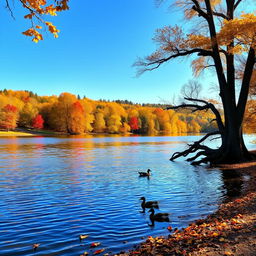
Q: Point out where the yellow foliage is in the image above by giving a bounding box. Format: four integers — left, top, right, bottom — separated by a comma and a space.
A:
93, 112, 106, 133
219, 13, 256, 49
107, 114, 122, 134
19, 0, 69, 42
0, 90, 226, 135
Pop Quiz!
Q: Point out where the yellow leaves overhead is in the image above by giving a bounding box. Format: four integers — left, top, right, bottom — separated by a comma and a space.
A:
150, 11, 256, 64
219, 13, 256, 49
188, 12, 256, 51
187, 34, 211, 50
22, 28, 43, 42
191, 57, 208, 77
20, 0, 69, 42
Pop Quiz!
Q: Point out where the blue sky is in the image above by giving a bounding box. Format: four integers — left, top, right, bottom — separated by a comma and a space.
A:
0, 0, 216, 104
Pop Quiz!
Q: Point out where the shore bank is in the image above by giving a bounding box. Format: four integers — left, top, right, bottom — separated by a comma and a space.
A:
0, 130, 35, 136
115, 162, 256, 256
0, 129, 65, 137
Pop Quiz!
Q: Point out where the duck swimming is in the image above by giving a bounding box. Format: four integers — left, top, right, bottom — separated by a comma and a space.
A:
138, 169, 151, 177
148, 208, 170, 226
140, 196, 159, 213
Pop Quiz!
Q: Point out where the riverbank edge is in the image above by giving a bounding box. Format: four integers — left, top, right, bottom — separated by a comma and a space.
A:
0, 129, 131, 137
0, 129, 70, 136
115, 161, 256, 256
0, 128, 206, 137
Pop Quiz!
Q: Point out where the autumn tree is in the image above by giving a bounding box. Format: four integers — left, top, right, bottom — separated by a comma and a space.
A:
0, 104, 19, 131
129, 116, 140, 132
136, 0, 256, 165
69, 101, 86, 134
48, 93, 76, 133
154, 108, 172, 133
93, 111, 106, 133
32, 114, 44, 129
5, 0, 69, 42
138, 107, 157, 134
104, 102, 127, 134
80, 99, 95, 133
19, 102, 38, 127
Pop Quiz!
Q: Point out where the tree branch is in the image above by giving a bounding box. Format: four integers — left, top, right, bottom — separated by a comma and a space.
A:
167, 97, 225, 132
136, 48, 213, 75
237, 47, 256, 124
234, 0, 243, 10
191, 4, 208, 20
5, 0, 15, 19
212, 10, 228, 20
204, 0, 227, 88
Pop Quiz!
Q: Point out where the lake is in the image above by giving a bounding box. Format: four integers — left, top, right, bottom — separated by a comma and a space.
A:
0, 134, 255, 256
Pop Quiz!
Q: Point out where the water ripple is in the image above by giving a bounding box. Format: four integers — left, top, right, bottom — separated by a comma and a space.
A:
1, 135, 253, 255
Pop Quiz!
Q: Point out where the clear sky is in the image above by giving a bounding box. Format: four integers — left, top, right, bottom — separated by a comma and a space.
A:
0, 0, 216, 104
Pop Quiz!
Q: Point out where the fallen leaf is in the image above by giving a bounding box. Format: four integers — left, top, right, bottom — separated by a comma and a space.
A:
93, 248, 105, 255
167, 226, 173, 232
79, 235, 89, 240
91, 242, 101, 248
212, 232, 219, 237
33, 244, 40, 251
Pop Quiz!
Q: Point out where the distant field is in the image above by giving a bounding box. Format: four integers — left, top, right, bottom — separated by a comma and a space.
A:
0, 131, 34, 136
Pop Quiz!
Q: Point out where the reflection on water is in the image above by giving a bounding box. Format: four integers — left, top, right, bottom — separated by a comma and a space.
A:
221, 170, 244, 198
0, 135, 255, 255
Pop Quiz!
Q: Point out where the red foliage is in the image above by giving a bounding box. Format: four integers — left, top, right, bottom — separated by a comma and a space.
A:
3, 104, 17, 113
153, 108, 164, 115
0, 104, 18, 130
23, 96, 30, 103
129, 116, 139, 131
72, 101, 84, 113
32, 114, 44, 129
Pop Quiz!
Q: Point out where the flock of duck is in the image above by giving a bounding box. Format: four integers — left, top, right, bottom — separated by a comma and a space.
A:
138, 169, 170, 226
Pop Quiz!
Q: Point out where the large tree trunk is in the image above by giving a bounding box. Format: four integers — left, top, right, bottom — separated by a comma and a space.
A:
218, 125, 248, 164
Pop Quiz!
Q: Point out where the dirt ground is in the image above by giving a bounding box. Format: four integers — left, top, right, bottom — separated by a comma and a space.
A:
114, 161, 256, 256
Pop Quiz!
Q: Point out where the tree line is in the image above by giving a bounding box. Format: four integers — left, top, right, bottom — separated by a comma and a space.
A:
0, 89, 223, 135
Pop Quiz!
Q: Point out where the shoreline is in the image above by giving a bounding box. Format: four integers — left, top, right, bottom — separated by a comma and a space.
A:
115, 162, 256, 256
0, 129, 66, 137
0, 129, 219, 137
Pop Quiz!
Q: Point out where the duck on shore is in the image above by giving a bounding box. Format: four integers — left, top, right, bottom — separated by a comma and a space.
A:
140, 197, 159, 213
148, 208, 170, 226
138, 169, 151, 177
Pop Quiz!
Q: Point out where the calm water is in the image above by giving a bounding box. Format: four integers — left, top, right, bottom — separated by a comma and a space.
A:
0, 135, 255, 256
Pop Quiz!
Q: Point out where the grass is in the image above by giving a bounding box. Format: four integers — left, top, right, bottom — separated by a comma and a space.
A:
0, 130, 35, 136
0, 128, 62, 136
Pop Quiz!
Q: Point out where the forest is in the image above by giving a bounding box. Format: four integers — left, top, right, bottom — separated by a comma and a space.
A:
0, 89, 255, 135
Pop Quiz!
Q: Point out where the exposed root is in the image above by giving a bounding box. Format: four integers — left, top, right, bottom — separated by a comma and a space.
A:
170, 131, 220, 165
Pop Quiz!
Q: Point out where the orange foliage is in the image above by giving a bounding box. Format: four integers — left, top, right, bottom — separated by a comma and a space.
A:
0, 90, 230, 135
0, 104, 19, 130
6, 0, 69, 42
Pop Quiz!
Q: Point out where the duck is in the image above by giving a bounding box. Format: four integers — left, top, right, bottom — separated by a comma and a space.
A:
79, 234, 89, 241
140, 196, 159, 213
148, 208, 170, 226
138, 169, 151, 177
33, 244, 40, 251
